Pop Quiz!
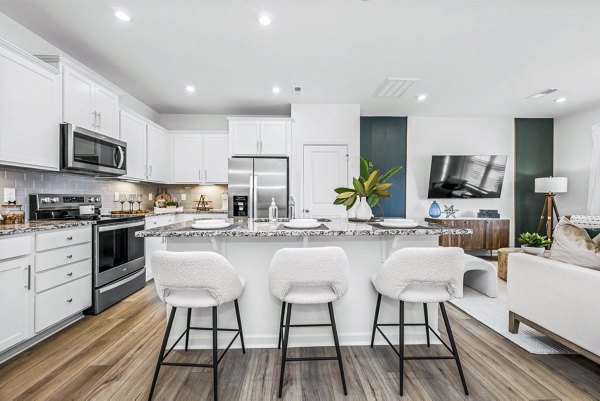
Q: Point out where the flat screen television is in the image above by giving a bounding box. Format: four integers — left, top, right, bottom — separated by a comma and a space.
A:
427, 155, 508, 199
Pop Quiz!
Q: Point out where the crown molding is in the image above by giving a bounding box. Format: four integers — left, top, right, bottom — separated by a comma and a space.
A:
0, 38, 59, 75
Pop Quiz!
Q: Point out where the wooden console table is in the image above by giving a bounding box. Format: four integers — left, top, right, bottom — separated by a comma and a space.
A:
425, 217, 510, 256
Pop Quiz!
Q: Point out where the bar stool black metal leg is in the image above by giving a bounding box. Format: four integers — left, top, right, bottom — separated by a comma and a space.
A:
440, 302, 469, 395
278, 302, 286, 349
328, 302, 348, 395
234, 299, 246, 354
148, 306, 177, 401
370, 293, 382, 348
212, 306, 219, 401
185, 308, 192, 351
423, 303, 430, 347
399, 300, 405, 397
278, 303, 292, 398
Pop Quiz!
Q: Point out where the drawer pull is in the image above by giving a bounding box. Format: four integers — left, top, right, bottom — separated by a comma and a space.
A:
67, 272, 73, 277
66, 254, 73, 259
66, 298, 73, 303
67, 236, 73, 240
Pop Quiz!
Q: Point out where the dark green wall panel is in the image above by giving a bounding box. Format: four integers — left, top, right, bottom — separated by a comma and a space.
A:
514, 118, 554, 243
360, 117, 407, 217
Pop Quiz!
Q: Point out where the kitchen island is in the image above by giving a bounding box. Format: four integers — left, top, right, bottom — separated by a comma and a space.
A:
136, 218, 471, 349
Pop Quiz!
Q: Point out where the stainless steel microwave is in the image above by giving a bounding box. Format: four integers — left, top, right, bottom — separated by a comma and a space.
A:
61, 123, 127, 176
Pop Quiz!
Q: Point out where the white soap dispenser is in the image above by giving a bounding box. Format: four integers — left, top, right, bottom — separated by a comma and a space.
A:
268, 198, 278, 222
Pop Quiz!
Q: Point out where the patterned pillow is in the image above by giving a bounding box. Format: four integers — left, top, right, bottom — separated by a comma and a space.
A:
585, 227, 600, 240
549, 218, 600, 270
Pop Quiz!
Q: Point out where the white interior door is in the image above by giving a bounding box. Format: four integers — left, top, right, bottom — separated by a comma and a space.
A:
303, 145, 349, 218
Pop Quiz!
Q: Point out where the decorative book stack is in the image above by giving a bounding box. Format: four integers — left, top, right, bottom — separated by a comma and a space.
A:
477, 209, 500, 219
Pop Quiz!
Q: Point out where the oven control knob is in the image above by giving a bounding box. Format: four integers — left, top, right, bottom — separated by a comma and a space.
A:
50, 197, 60, 203
95, 197, 100, 202
41, 197, 51, 204
88, 197, 95, 202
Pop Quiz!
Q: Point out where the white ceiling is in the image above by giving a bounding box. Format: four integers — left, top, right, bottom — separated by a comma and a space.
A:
1, 0, 600, 117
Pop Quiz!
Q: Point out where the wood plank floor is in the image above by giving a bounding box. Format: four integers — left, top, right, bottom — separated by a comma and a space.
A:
1, 282, 599, 401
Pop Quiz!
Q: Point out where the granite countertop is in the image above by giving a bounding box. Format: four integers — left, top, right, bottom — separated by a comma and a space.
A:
0, 220, 93, 237
135, 218, 473, 238
110, 209, 229, 218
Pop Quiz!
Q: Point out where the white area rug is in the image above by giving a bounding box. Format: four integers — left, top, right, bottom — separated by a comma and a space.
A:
450, 280, 574, 355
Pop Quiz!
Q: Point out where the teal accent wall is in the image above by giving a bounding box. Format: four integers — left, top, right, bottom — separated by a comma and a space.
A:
514, 118, 554, 243
360, 117, 407, 217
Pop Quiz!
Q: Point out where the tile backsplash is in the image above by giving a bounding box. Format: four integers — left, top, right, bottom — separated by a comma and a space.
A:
0, 167, 228, 219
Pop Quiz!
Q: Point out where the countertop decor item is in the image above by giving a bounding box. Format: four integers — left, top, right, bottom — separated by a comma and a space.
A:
0, 203, 25, 224
535, 176, 568, 239
429, 201, 442, 218
154, 191, 173, 208
518, 232, 551, 255
195, 195, 212, 211
443, 204, 459, 218
333, 156, 402, 220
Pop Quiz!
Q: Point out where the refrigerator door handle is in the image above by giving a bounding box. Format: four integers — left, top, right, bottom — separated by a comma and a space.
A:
253, 175, 258, 218
248, 175, 254, 218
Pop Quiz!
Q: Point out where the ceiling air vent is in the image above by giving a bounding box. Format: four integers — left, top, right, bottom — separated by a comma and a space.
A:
373, 78, 419, 98
527, 89, 558, 99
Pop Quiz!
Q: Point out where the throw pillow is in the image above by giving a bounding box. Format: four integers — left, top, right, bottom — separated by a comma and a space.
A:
584, 227, 600, 240
549, 218, 600, 270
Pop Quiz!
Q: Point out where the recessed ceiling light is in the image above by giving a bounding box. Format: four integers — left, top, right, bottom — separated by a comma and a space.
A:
554, 97, 567, 103
185, 85, 195, 93
258, 13, 272, 26
416, 94, 428, 102
114, 10, 131, 22
272, 87, 281, 94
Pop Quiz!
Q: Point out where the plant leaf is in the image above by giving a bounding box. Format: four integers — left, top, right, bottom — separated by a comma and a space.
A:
380, 166, 402, 183
360, 157, 370, 180
364, 170, 381, 192
334, 187, 354, 194
374, 183, 392, 191
336, 191, 355, 199
333, 197, 346, 205
367, 194, 379, 208
353, 178, 365, 196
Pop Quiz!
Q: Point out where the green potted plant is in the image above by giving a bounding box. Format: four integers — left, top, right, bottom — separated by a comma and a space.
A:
518, 232, 551, 255
333, 157, 402, 221
165, 201, 178, 209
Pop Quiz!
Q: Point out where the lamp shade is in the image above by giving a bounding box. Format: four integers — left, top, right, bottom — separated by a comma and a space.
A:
535, 177, 568, 193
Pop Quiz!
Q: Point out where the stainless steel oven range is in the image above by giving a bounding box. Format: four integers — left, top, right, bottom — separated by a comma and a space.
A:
30, 193, 146, 314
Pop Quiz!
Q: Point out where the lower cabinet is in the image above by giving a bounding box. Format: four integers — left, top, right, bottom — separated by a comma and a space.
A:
0, 256, 33, 353
425, 218, 510, 251
35, 275, 91, 333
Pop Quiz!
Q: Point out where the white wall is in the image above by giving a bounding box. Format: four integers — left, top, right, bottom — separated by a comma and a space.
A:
290, 104, 360, 216
554, 104, 600, 215
406, 116, 515, 243
159, 114, 230, 131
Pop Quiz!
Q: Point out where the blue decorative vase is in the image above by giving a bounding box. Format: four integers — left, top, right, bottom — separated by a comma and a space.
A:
428, 201, 441, 218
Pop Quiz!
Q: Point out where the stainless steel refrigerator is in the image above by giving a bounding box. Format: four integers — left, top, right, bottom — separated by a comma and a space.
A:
228, 157, 289, 218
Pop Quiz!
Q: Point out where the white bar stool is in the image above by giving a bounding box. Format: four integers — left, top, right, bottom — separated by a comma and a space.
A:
148, 251, 246, 401
269, 246, 349, 398
370, 247, 468, 396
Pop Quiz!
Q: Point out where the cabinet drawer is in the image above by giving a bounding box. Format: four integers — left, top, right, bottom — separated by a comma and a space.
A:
146, 215, 175, 228
35, 275, 91, 332
36, 227, 91, 251
0, 235, 32, 261
35, 259, 91, 293
36, 243, 91, 272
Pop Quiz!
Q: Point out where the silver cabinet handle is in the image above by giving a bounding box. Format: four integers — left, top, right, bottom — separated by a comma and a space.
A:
67, 236, 73, 240
25, 265, 31, 290
66, 254, 73, 259
205, 169, 208, 181
66, 298, 73, 303
92, 111, 97, 129
257, 139, 260, 153
98, 112, 102, 129
149, 165, 153, 177
67, 272, 73, 277
304, 209, 310, 213
199, 169, 202, 181
260, 139, 263, 153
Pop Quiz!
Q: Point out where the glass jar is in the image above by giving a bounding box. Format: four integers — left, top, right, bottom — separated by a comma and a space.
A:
0, 203, 25, 224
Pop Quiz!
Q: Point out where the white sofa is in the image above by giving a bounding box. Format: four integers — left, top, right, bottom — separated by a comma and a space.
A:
507, 252, 600, 363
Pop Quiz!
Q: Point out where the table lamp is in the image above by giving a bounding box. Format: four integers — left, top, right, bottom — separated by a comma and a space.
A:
535, 176, 568, 239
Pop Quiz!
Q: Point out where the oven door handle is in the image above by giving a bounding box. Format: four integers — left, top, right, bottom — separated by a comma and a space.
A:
98, 221, 145, 232
99, 269, 145, 294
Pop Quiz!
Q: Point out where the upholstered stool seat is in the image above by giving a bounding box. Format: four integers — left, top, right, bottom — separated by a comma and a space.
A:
148, 251, 246, 401
269, 247, 349, 398
370, 247, 469, 397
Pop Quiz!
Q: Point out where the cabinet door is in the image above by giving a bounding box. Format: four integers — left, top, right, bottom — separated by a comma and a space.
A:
119, 110, 147, 180
0, 256, 32, 353
147, 125, 168, 183
486, 220, 510, 249
172, 134, 203, 183
0, 48, 60, 170
94, 84, 119, 138
204, 134, 229, 183
230, 121, 260, 155
260, 121, 289, 155
63, 66, 94, 130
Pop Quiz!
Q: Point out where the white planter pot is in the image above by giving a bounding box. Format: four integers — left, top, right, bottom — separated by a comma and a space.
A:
521, 245, 546, 255
355, 198, 373, 221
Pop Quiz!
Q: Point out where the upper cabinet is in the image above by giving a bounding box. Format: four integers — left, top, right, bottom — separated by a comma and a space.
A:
39, 56, 120, 139
171, 132, 229, 184
147, 124, 169, 183
0, 40, 60, 171
119, 110, 147, 181
228, 118, 291, 156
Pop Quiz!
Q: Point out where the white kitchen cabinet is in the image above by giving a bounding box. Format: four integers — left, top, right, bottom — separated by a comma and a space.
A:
0, 256, 33, 353
0, 40, 60, 170
147, 124, 169, 183
144, 215, 177, 281
228, 118, 290, 156
120, 109, 147, 180
171, 132, 229, 184
62, 65, 119, 138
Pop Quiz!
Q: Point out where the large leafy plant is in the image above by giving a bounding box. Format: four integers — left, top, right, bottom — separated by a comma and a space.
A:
333, 157, 402, 211
518, 232, 551, 248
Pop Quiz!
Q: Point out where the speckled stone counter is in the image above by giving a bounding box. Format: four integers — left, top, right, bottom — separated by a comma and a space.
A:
0, 220, 93, 236
135, 217, 472, 238
111, 209, 228, 218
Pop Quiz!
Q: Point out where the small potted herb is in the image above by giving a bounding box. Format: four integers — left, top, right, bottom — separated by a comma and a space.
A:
518, 232, 551, 255
165, 201, 178, 209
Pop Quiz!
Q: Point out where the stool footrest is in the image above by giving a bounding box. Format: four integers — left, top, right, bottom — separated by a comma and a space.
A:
189, 327, 239, 332
285, 356, 338, 362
